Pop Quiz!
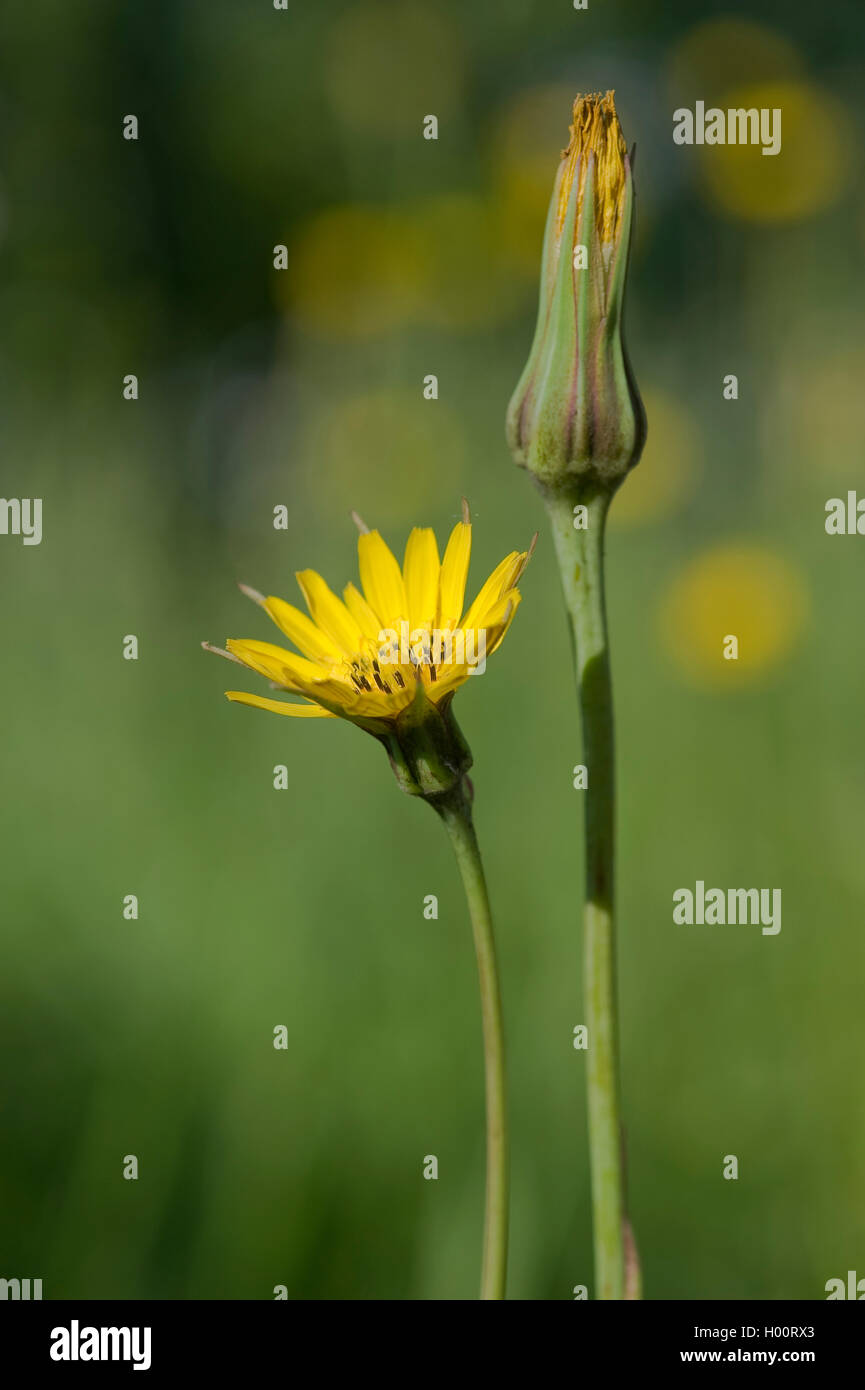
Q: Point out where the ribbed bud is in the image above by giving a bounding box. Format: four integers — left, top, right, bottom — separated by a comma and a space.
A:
506, 91, 646, 493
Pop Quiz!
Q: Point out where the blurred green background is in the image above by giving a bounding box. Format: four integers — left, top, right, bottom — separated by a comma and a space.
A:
2, 0, 865, 1300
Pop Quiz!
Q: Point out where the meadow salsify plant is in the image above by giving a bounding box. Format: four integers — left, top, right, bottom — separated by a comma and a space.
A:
507, 91, 647, 1300
204, 501, 534, 1299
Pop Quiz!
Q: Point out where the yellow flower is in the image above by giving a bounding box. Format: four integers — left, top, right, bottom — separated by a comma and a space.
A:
205, 498, 520, 1296
204, 503, 532, 794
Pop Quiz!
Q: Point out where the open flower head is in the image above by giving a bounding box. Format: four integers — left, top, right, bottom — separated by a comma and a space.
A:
205, 504, 533, 798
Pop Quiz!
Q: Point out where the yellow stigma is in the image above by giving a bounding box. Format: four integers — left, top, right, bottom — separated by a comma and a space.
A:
556, 91, 627, 247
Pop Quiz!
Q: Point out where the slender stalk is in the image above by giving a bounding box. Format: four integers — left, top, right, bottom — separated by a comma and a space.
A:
544, 483, 637, 1301
437, 782, 509, 1300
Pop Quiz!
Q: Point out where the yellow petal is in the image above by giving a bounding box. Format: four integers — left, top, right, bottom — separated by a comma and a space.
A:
343, 581, 382, 641
402, 527, 441, 630
226, 638, 325, 693
357, 530, 408, 625
263, 596, 340, 665
438, 521, 472, 627
427, 662, 471, 701
462, 551, 524, 631
306, 674, 365, 711
482, 590, 522, 654
295, 569, 363, 654
225, 691, 337, 716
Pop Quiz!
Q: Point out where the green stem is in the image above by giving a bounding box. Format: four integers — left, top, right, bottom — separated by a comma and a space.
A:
437, 782, 509, 1300
545, 483, 638, 1301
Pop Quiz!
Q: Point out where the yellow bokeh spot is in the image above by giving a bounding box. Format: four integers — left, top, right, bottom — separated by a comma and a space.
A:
762, 344, 865, 492
301, 388, 465, 525
659, 545, 809, 688
611, 390, 701, 528
286, 204, 425, 339
700, 81, 852, 223
667, 18, 802, 103
286, 194, 521, 338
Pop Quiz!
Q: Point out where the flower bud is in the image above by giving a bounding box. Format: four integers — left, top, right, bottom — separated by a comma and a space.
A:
506, 91, 646, 493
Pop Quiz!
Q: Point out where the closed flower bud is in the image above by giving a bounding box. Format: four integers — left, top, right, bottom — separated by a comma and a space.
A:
506, 91, 646, 493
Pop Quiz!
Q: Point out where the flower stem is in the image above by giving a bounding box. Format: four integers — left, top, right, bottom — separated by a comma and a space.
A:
437, 782, 509, 1300
545, 483, 638, 1301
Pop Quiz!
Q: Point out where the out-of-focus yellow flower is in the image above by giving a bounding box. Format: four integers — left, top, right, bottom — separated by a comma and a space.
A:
285, 195, 518, 338
761, 344, 865, 493
700, 81, 852, 223
610, 391, 700, 528
658, 544, 809, 688
667, 18, 802, 101
286, 205, 425, 338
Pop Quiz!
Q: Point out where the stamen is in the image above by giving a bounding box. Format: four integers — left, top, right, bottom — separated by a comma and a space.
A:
238, 583, 266, 606
351, 510, 370, 535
